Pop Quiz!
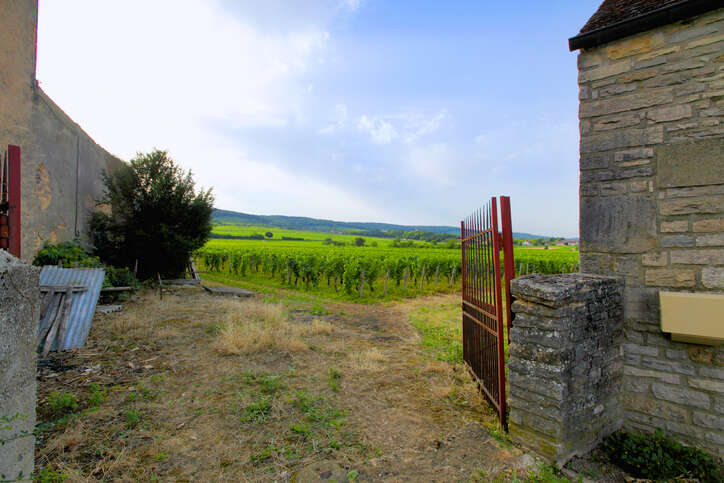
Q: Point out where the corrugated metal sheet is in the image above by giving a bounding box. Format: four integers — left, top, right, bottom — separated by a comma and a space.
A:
39, 266, 105, 351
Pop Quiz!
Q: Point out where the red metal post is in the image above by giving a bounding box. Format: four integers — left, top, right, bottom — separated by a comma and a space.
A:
499, 196, 515, 344
8, 145, 21, 258
0, 150, 8, 251
460, 220, 466, 301
490, 197, 507, 428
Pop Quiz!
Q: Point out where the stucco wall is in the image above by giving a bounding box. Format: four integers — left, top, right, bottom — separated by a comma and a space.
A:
577, 8, 724, 456
0, 0, 125, 261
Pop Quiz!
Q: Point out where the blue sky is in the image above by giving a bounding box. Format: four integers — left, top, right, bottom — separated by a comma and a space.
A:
37, 0, 602, 237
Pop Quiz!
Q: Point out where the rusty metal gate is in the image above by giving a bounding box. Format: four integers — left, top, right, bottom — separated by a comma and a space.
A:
461, 196, 515, 427
0, 145, 21, 258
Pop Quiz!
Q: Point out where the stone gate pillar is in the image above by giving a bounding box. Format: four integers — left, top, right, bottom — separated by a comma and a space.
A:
508, 273, 623, 464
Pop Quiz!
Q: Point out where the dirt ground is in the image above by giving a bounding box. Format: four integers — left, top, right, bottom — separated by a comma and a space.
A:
34, 287, 538, 482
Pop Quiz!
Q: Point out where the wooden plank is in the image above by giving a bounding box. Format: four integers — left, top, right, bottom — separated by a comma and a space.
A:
100, 286, 133, 292
40, 284, 87, 292
56, 287, 73, 351
38, 295, 61, 344
42, 293, 65, 357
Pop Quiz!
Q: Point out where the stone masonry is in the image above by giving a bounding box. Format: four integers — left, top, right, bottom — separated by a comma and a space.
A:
508, 274, 623, 464
0, 251, 40, 480
577, 8, 724, 456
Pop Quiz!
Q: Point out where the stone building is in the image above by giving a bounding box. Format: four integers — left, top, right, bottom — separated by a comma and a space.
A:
0, 0, 124, 261
570, 0, 724, 456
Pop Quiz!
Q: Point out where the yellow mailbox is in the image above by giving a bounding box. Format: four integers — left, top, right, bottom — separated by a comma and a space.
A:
660, 291, 724, 345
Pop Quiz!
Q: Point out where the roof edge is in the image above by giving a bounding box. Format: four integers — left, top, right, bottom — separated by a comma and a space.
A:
569, 0, 721, 51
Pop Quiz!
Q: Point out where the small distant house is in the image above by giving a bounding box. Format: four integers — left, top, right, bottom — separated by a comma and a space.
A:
570, 0, 723, 456
522, 241, 532, 247
0, 0, 124, 261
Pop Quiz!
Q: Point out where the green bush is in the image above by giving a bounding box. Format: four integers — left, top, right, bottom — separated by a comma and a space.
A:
32, 241, 102, 268
90, 149, 214, 280
602, 430, 723, 482
32, 241, 135, 288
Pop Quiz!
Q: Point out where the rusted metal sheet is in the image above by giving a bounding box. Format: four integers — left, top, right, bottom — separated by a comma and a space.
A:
38, 266, 105, 351
461, 196, 515, 428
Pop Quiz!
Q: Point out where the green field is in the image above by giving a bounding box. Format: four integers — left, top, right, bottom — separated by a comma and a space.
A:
198, 222, 579, 302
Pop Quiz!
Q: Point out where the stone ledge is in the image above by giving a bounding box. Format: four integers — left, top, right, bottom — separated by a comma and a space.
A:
510, 273, 620, 309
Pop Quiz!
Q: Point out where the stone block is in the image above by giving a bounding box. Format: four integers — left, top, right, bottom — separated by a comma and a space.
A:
647, 104, 693, 122
623, 343, 659, 357
581, 127, 664, 153
614, 148, 654, 162
581, 153, 610, 170
605, 33, 665, 60
645, 268, 696, 287
689, 378, 724, 394
580, 91, 673, 118
640, 358, 696, 376
696, 233, 724, 246
624, 365, 681, 385
630, 180, 651, 192
660, 235, 695, 247
670, 249, 724, 265
660, 220, 689, 232
657, 138, 724, 188
578, 60, 631, 83
622, 394, 689, 422
651, 383, 710, 409
592, 113, 640, 131
659, 195, 724, 215
581, 195, 657, 253
663, 184, 724, 200
642, 252, 668, 266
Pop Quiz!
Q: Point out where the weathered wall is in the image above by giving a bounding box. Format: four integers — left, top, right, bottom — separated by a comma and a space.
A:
0, 251, 39, 481
577, 8, 724, 456
0, 0, 125, 261
509, 273, 623, 464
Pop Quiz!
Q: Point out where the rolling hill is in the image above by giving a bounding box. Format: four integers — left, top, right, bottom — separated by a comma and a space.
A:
212, 209, 564, 240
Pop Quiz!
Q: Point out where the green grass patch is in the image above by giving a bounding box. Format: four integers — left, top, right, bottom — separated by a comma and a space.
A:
408, 303, 463, 362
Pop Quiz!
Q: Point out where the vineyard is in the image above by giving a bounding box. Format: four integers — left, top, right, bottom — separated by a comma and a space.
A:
196, 244, 579, 301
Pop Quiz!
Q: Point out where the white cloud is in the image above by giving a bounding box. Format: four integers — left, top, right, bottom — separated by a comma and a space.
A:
403, 110, 448, 143
357, 115, 398, 144
408, 143, 457, 186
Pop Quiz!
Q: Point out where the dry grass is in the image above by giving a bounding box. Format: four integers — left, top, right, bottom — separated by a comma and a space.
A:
213, 299, 319, 354
348, 347, 388, 372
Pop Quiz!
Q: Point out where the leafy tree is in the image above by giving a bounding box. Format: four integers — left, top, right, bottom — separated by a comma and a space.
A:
265, 231, 273, 238
90, 149, 214, 279
354, 237, 366, 247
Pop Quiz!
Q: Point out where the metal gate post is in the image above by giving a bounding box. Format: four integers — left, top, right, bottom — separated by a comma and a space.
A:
490, 198, 507, 427
499, 196, 515, 344
8, 145, 21, 258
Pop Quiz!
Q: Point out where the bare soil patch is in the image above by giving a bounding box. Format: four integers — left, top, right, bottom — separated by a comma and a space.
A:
35, 288, 531, 482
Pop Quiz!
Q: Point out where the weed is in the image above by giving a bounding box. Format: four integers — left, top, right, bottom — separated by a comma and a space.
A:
292, 391, 345, 428
601, 430, 723, 482
346, 469, 359, 482
290, 421, 311, 438
310, 302, 330, 315
87, 383, 106, 407
138, 382, 157, 400
32, 466, 68, 483
328, 367, 341, 392
124, 408, 140, 428
329, 440, 341, 450
47, 392, 78, 418
483, 421, 511, 445
155, 452, 169, 462
242, 371, 287, 394
241, 395, 272, 423
525, 463, 570, 483
251, 444, 280, 464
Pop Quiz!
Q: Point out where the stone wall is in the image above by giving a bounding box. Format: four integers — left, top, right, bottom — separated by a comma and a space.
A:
0, 0, 125, 261
508, 274, 623, 464
577, 8, 724, 456
0, 251, 39, 481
